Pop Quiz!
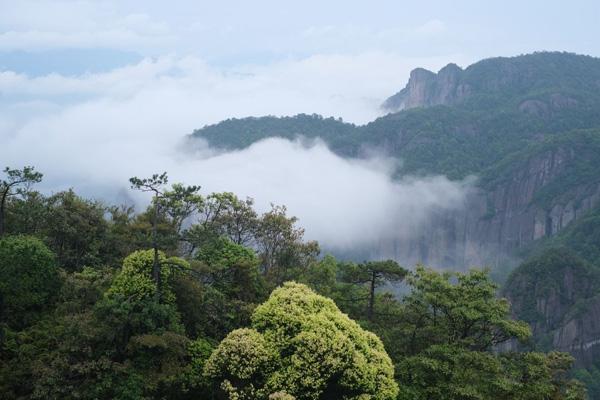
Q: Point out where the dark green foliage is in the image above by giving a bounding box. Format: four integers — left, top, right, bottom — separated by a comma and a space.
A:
504, 248, 600, 332
4, 190, 140, 269
191, 53, 600, 184
3, 55, 600, 398
391, 267, 583, 400
338, 259, 407, 321
191, 113, 357, 153
44, 190, 110, 270
523, 205, 600, 267
574, 364, 600, 400
0, 265, 200, 400
0, 236, 60, 330
184, 239, 267, 340
0, 166, 43, 237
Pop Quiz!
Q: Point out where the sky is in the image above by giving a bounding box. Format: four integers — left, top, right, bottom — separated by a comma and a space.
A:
1, 0, 598, 252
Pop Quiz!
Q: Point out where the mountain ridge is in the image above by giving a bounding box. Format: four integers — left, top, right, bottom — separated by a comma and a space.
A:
382, 51, 600, 112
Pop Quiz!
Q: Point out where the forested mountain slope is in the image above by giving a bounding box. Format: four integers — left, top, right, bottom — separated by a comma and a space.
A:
191, 52, 600, 270
190, 53, 600, 395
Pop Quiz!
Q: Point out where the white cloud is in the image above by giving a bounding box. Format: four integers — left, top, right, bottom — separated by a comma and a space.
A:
177, 138, 471, 250
0, 53, 466, 122
0, 29, 174, 52
0, 1, 173, 52
0, 52, 472, 253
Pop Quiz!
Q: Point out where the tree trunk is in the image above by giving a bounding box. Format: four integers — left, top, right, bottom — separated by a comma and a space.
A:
367, 270, 376, 321
0, 191, 6, 237
152, 195, 161, 301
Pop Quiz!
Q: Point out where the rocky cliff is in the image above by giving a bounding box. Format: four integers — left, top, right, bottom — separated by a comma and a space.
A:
374, 139, 600, 271
189, 51, 600, 394
381, 63, 468, 111
503, 249, 600, 368
382, 51, 600, 113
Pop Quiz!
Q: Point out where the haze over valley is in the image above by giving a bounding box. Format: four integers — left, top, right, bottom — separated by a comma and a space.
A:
2, 1, 600, 399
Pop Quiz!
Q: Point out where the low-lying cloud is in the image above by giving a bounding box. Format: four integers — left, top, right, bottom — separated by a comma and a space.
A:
179, 138, 471, 250
0, 54, 473, 256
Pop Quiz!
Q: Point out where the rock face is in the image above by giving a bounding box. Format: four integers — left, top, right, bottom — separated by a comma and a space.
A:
382, 64, 469, 111
375, 52, 600, 374
552, 296, 600, 367
503, 250, 600, 368
375, 147, 600, 270
382, 52, 598, 113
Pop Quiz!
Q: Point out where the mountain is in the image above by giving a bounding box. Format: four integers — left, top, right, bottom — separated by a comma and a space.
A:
190, 53, 600, 392
381, 51, 600, 113
191, 52, 600, 270
502, 208, 600, 397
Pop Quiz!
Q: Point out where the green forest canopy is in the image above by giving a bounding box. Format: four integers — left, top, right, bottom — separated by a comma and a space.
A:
0, 167, 587, 399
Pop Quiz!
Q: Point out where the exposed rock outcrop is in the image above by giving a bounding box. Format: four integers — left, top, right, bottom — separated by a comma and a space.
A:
375, 147, 600, 270
382, 52, 598, 113
503, 250, 600, 367
553, 297, 600, 367
382, 64, 469, 111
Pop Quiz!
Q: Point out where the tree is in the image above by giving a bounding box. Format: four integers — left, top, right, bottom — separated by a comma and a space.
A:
109, 249, 190, 305
129, 173, 201, 300
0, 166, 43, 236
162, 183, 205, 235
204, 282, 398, 400
214, 194, 258, 246
195, 237, 264, 302
255, 205, 319, 284
184, 238, 266, 340
399, 267, 530, 354
183, 192, 258, 254
2, 190, 47, 237
43, 190, 109, 270
392, 267, 585, 400
0, 236, 60, 331
130, 173, 170, 301
341, 260, 407, 321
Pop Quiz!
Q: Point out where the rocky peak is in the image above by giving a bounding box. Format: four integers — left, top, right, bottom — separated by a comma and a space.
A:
382, 52, 600, 114
382, 63, 468, 112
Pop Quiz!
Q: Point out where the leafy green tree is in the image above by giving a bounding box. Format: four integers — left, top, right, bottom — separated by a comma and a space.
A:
0, 236, 60, 331
183, 192, 258, 254
3, 190, 47, 237
340, 260, 407, 321
179, 238, 267, 340
204, 282, 398, 400
400, 267, 530, 353
0, 264, 199, 400
129, 173, 202, 300
0, 267, 118, 399
43, 190, 110, 270
392, 267, 585, 400
196, 237, 265, 301
217, 194, 258, 246
299, 254, 339, 298
109, 249, 189, 305
0, 166, 43, 236
130, 172, 171, 300
255, 205, 319, 284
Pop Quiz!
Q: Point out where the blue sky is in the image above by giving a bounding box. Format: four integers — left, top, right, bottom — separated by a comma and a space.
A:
0, 0, 598, 248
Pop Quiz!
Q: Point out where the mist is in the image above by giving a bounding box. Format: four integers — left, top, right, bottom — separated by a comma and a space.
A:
0, 54, 473, 256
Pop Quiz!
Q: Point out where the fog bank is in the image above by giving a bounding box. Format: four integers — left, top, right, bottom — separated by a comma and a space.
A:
0, 55, 473, 254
